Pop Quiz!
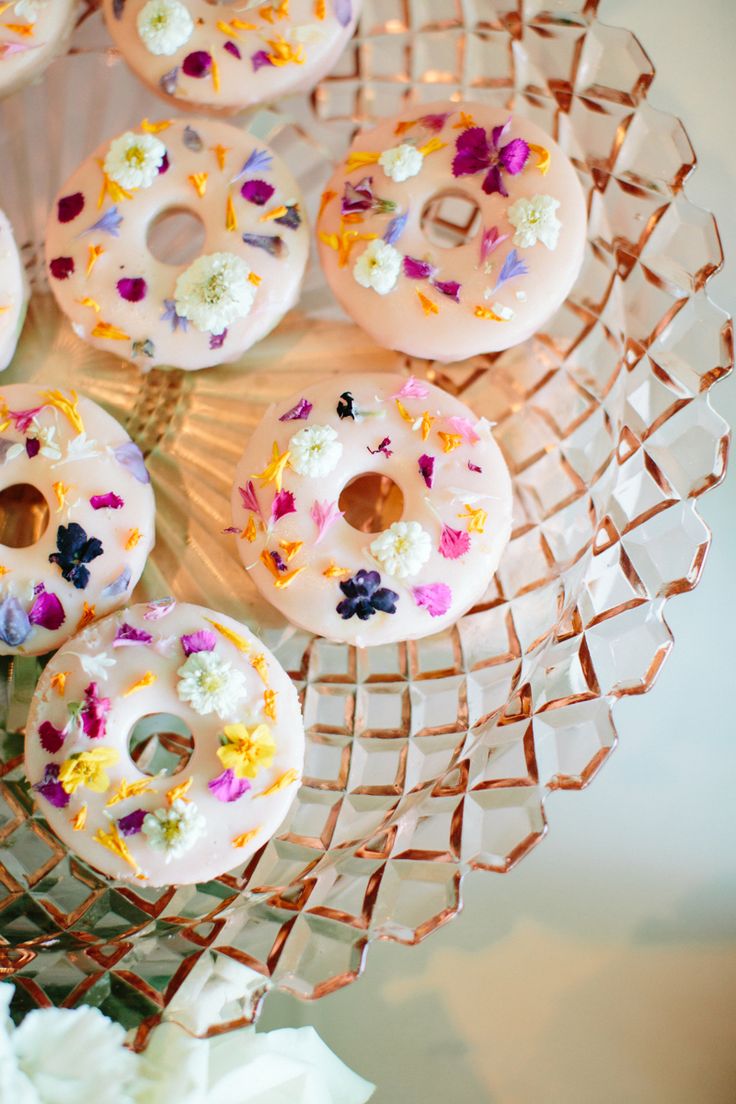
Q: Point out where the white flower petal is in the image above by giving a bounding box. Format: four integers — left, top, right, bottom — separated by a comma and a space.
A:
288, 424, 343, 478
506, 194, 562, 251
175, 252, 256, 335
104, 132, 166, 191
177, 651, 248, 718
378, 143, 424, 183
353, 240, 401, 296
370, 520, 432, 579
137, 0, 194, 56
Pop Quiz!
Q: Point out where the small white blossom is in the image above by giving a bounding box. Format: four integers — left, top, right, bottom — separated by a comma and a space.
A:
506, 194, 562, 250
370, 520, 432, 578
174, 252, 256, 335
491, 301, 514, 320
378, 143, 424, 182
353, 239, 401, 296
104, 132, 166, 191
7, 421, 61, 462
13, 0, 48, 21
177, 651, 248, 718
75, 651, 116, 681
137, 0, 194, 56
288, 424, 343, 478
142, 798, 206, 862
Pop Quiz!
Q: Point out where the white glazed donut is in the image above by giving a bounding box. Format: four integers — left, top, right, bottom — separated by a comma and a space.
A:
231, 373, 513, 647
24, 600, 305, 887
45, 117, 309, 371
317, 100, 587, 362
103, 0, 361, 115
0, 208, 28, 371
0, 383, 155, 656
0, 0, 77, 100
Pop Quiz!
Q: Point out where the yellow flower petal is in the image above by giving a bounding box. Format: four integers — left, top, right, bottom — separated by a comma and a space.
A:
279, 539, 303, 561
226, 194, 238, 232
140, 118, 172, 133
318, 189, 337, 220
457, 503, 487, 534
92, 321, 131, 341
86, 243, 104, 276
252, 440, 291, 492
106, 777, 155, 807
76, 602, 95, 632
257, 768, 299, 798
94, 824, 139, 872
263, 689, 277, 722
346, 151, 381, 172
123, 671, 157, 697
232, 827, 261, 849
50, 671, 68, 696
41, 389, 84, 434
438, 431, 463, 453
210, 144, 230, 171
474, 305, 509, 322
125, 528, 142, 550
260, 204, 288, 222
417, 290, 439, 317
528, 142, 551, 175
242, 516, 257, 542
418, 136, 446, 157
188, 172, 209, 198
70, 805, 87, 831
251, 653, 270, 685
323, 561, 350, 579
206, 618, 251, 653
77, 297, 101, 313
166, 776, 193, 805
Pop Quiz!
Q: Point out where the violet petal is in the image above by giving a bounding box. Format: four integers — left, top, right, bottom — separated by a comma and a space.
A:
418, 453, 435, 488
113, 623, 153, 647
113, 441, 150, 484
208, 768, 251, 803
34, 764, 70, 809
118, 808, 147, 836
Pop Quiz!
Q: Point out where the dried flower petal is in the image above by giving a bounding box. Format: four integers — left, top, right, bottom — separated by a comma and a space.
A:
113, 623, 153, 647
311, 499, 343, 545
90, 492, 124, 510
50, 256, 74, 280
118, 808, 146, 836
412, 582, 452, 617
271, 489, 296, 524
39, 721, 66, 754
279, 397, 312, 422
58, 192, 85, 224
439, 524, 470, 559
117, 277, 147, 302
182, 50, 212, 77
29, 586, 65, 631
418, 453, 435, 488
403, 256, 435, 280
241, 178, 275, 206
181, 630, 216, 656
34, 763, 70, 809
208, 768, 251, 802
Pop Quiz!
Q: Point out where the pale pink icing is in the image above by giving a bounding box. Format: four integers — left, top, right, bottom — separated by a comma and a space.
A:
45, 117, 309, 371
231, 373, 513, 647
0, 208, 28, 371
0, 383, 155, 656
0, 0, 76, 99
103, 0, 361, 114
317, 101, 587, 362
24, 601, 304, 887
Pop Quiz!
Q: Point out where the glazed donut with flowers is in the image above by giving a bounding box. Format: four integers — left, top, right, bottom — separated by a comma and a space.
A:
45, 117, 309, 371
317, 100, 587, 362
24, 600, 304, 886
0, 383, 155, 656
0, 0, 77, 100
0, 208, 28, 371
231, 373, 513, 647
103, 0, 361, 115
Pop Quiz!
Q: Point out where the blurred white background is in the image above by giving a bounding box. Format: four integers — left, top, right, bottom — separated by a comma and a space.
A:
260, 2, 736, 1100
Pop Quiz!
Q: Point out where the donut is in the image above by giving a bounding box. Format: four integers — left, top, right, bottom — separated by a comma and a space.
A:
45, 117, 309, 372
230, 373, 513, 647
0, 383, 155, 656
102, 0, 361, 115
0, 0, 77, 100
0, 208, 28, 371
24, 600, 305, 886
317, 101, 587, 362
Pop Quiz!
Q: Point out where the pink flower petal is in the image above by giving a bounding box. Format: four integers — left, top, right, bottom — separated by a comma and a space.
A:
418, 454, 435, 488
39, 721, 65, 754
144, 598, 175, 621
113, 623, 153, 647
239, 480, 263, 521
445, 416, 480, 444
412, 582, 452, 618
271, 489, 296, 525
208, 769, 251, 802
311, 499, 343, 545
81, 682, 111, 741
390, 376, 429, 400
439, 524, 470, 559
29, 587, 65, 631
279, 398, 312, 422
90, 492, 124, 510
181, 630, 216, 656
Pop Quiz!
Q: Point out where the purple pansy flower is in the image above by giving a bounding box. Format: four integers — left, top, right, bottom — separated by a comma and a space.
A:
34, 763, 70, 809
113, 623, 153, 647
208, 769, 251, 803
452, 120, 529, 196
29, 586, 65, 631
81, 682, 111, 741
49, 257, 74, 280
58, 193, 85, 224
117, 277, 147, 302
39, 721, 66, 754
118, 808, 147, 836
337, 570, 398, 621
49, 523, 103, 590
90, 492, 124, 510
279, 397, 312, 422
182, 50, 212, 78
181, 630, 216, 656
241, 179, 275, 206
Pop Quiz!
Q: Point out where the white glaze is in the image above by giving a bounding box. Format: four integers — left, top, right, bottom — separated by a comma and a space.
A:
317, 101, 588, 362
0, 383, 155, 656
231, 373, 513, 647
24, 601, 305, 887
0, 0, 76, 99
103, 0, 361, 114
0, 208, 28, 371
45, 118, 309, 371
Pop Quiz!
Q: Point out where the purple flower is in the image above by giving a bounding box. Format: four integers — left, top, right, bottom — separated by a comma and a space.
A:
342, 176, 373, 214
117, 277, 147, 302
337, 570, 398, 621
367, 436, 392, 458
333, 0, 352, 26
80, 206, 123, 238
29, 586, 65, 631
452, 121, 529, 196
49, 257, 74, 280
49, 523, 103, 590
181, 630, 216, 656
113, 623, 153, 647
0, 595, 31, 647
182, 125, 203, 152
208, 768, 251, 803
494, 248, 529, 289
25, 438, 40, 459
418, 453, 435, 488
81, 682, 111, 741
209, 330, 227, 350
239, 480, 263, 521
90, 492, 124, 510
279, 397, 312, 422
242, 233, 284, 257
34, 763, 70, 809
432, 279, 461, 301
159, 152, 170, 175
101, 568, 131, 599
58, 192, 85, 224
384, 210, 409, 246
274, 205, 302, 231
39, 721, 65, 754
412, 582, 452, 618
224, 40, 241, 59
114, 441, 150, 484
468, 461, 482, 473
241, 179, 275, 206
232, 148, 273, 184
251, 49, 274, 71
271, 489, 296, 524
403, 256, 435, 280
118, 808, 146, 836
161, 299, 189, 333
160, 66, 178, 95
182, 50, 212, 78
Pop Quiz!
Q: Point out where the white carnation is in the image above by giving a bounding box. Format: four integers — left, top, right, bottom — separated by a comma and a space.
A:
177, 650, 248, 718
378, 143, 424, 182
370, 520, 432, 579
174, 252, 256, 335
353, 239, 401, 296
506, 193, 562, 250
104, 132, 166, 191
142, 799, 206, 862
288, 424, 343, 478
137, 0, 194, 56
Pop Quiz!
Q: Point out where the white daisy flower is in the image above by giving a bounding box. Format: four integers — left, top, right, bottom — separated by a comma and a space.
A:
370, 520, 432, 579
141, 798, 206, 862
174, 252, 256, 335
103, 131, 166, 191
506, 194, 562, 250
378, 143, 424, 183
177, 651, 248, 719
353, 239, 402, 296
288, 424, 343, 478
137, 0, 194, 56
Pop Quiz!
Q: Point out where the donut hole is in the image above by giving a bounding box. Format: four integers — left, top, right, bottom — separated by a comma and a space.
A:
0, 484, 50, 549
420, 189, 482, 249
128, 713, 194, 777
147, 207, 206, 267
338, 472, 404, 534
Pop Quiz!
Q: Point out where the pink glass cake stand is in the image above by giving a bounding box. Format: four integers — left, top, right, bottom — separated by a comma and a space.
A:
0, 0, 730, 1038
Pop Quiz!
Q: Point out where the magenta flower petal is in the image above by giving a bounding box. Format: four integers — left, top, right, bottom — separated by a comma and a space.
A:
118, 808, 147, 836
9, 406, 42, 433
403, 256, 435, 280
431, 279, 461, 301
158, 152, 170, 175
81, 682, 111, 740
367, 436, 392, 458
113, 623, 153, 647
209, 329, 227, 350
311, 499, 343, 545
239, 480, 263, 521
341, 176, 374, 215
480, 225, 509, 262
39, 721, 65, 754
90, 492, 124, 510
412, 582, 452, 618
25, 438, 40, 459
181, 630, 216, 656
482, 165, 507, 196
452, 126, 491, 177
418, 453, 435, 488
419, 112, 450, 132
29, 587, 65, 631
58, 192, 85, 224
271, 489, 296, 524
50, 256, 74, 280
391, 376, 429, 400
117, 277, 147, 302
279, 398, 312, 422
224, 40, 241, 59
241, 178, 275, 206
499, 137, 530, 175
182, 50, 212, 77
34, 763, 70, 809
208, 769, 251, 802
251, 49, 273, 71
468, 461, 482, 473
439, 524, 470, 559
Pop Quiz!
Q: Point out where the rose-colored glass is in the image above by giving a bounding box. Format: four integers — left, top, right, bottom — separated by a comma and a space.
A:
0, 0, 730, 1036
